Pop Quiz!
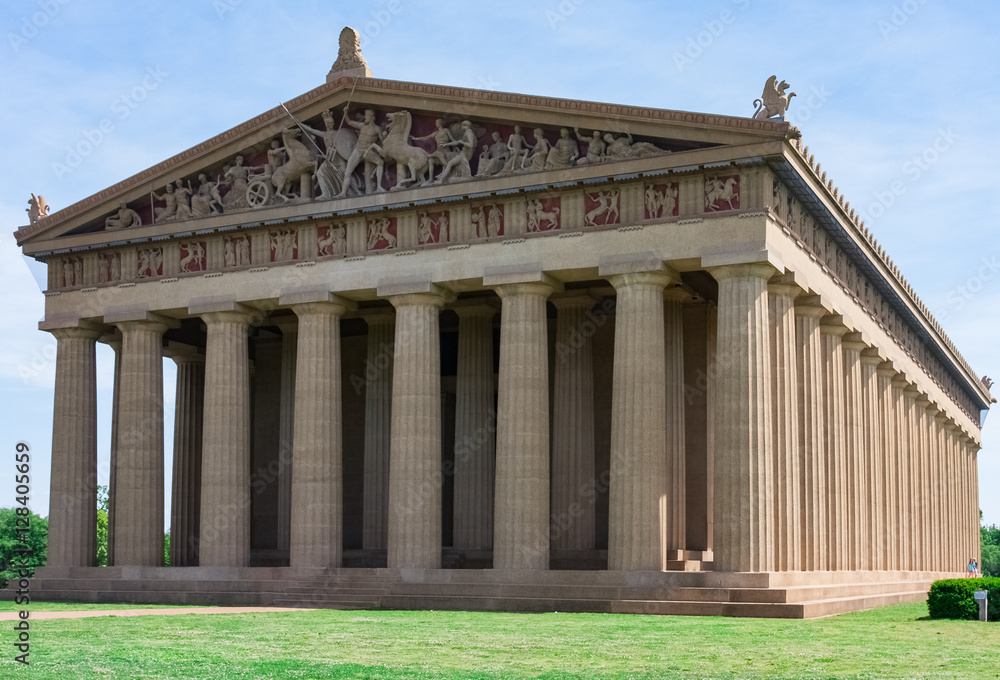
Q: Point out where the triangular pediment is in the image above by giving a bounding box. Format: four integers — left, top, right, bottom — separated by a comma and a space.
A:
15, 76, 793, 254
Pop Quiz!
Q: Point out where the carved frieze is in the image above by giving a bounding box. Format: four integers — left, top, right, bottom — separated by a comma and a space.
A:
471, 204, 504, 239
526, 197, 560, 233
584, 190, 620, 227
645, 182, 679, 220
179, 242, 207, 273
317, 224, 347, 257
136, 248, 163, 279
704, 175, 740, 212
367, 217, 397, 251
270, 229, 298, 263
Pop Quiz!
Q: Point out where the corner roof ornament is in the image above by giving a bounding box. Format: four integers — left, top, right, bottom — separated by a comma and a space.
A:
327, 27, 373, 82
752, 75, 795, 121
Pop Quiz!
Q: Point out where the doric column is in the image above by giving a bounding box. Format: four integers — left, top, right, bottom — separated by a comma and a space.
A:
902, 384, 921, 570
944, 421, 959, 571
452, 301, 497, 551
47, 325, 101, 567
710, 263, 775, 573
165, 345, 204, 567
550, 294, 597, 552
768, 277, 801, 572
877, 362, 899, 570
99, 332, 122, 567
274, 320, 297, 553
115, 318, 168, 566
819, 316, 848, 572
289, 298, 354, 568
914, 394, 931, 571
663, 286, 688, 555
921, 400, 940, 571
361, 311, 394, 551
795, 297, 827, 571
198, 308, 257, 567
860, 348, 884, 570
933, 410, 948, 571
603, 268, 672, 571
889, 372, 910, 570
841, 333, 867, 572
385, 287, 451, 569
490, 275, 559, 570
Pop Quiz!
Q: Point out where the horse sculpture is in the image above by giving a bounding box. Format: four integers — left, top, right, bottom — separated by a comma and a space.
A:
381, 110, 431, 190
705, 177, 739, 211
272, 128, 317, 201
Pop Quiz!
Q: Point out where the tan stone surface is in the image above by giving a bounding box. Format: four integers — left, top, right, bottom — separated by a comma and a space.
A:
551, 294, 597, 552
819, 317, 848, 572
115, 320, 168, 567
794, 298, 826, 571
47, 327, 101, 567
199, 310, 256, 567
493, 281, 555, 570
167, 349, 204, 567
663, 287, 688, 554
275, 321, 298, 553
860, 349, 884, 571
841, 333, 867, 572
361, 312, 394, 551
710, 263, 775, 573
289, 301, 351, 567
452, 302, 497, 551
387, 292, 448, 569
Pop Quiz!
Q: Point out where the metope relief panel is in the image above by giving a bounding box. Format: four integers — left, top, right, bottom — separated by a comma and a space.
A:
417, 211, 449, 245
224, 234, 252, 268
270, 229, 298, 263
367, 217, 397, 251
98, 252, 122, 284
471, 204, 504, 239
704, 175, 740, 212
61, 257, 84, 288
136, 248, 163, 279
645, 182, 679, 220
526, 196, 560, 233
584, 190, 620, 228
179, 242, 207, 274
317, 224, 347, 257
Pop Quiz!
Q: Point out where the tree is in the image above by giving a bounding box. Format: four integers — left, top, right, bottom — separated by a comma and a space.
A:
983, 544, 1000, 578
0, 508, 47, 589
96, 484, 109, 567
164, 532, 170, 566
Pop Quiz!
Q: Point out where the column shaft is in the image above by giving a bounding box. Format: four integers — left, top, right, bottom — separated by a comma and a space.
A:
199, 311, 254, 567
711, 264, 775, 573
115, 320, 167, 566
387, 293, 446, 569
276, 323, 297, 553
494, 282, 554, 570
820, 319, 847, 571
362, 314, 394, 550
104, 335, 122, 567
47, 327, 101, 567
769, 283, 801, 571
551, 296, 597, 552
663, 289, 687, 554
842, 336, 866, 572
795, 302, 826, 571
168, 353, 204, 566
860, 351, 883, 570
290, 301, 350, 567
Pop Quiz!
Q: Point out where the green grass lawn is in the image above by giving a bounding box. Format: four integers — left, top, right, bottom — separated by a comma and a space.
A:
0, 601, 190, 612
1, 602, 996, 679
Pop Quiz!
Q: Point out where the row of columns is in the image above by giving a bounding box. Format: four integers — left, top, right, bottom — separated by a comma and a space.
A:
46, 261, 982, 574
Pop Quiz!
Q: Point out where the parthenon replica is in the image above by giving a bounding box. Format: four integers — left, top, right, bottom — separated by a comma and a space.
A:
14, 30, 991, 617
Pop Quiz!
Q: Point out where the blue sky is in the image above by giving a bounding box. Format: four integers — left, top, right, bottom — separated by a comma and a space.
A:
1, 0, 998, 531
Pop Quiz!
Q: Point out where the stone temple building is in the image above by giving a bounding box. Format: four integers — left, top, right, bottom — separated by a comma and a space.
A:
14, 30, 991, 617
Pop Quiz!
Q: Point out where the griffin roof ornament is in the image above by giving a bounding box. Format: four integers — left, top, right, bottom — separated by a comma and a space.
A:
752, 75, 796, 121
327, 27, 373, 82
26, 193, 50, 224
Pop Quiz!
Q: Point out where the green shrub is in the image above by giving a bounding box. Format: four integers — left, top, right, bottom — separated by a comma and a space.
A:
928, 578, 1000, 621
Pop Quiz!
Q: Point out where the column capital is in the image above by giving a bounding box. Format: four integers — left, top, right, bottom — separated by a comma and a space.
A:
49, 325, 103, 341
934, 410, 949, 424
163, 341, 204, 364
706, 262, 777, 282
451, 297, 500, 317
794, 294, 830, 318
116, 318, 172, 335
291, 296, 356, 318
357, 307, 396, 325
99, 330, 123, 351
876, 361, 898, 379
767, 273, 803, 300
200, 308, 263, 326
607, 271, 675, 291
841, 332, 868, 354
819, 315, 850, 336
492, 280, 560, 299
271, 317, 299, 335
890, 372, 911, 389
915, 393, 931, 409
860, 347, 885, 366
662, 285, 694, 304
903, 383, 920, 397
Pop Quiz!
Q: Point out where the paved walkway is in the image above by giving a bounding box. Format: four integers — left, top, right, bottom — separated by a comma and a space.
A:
0, 606, 315, 621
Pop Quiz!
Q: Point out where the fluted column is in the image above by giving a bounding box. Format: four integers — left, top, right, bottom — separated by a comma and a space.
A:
795, 297, 827, 571
115, 319, 167, 566
768, 278, 801, 572
922, 401, 941, 571
452, 301, 497, 551
361, 312, 394, 550
902, 384, 921, 570
289, 299, 353, 567
663, 287, 688, 555
860, 349, 884, 570
914, 394, 930, 571
944, 421, 959, 571
933, 410, 948, 571
548, 294, 599, 551
604, 272, 671, 570
387, 289, 449, 569
199, 309, 256, 567
165, 347, 204, 566
47, 326, 101, 567
274, 320, 297, 553
889, 373, 910, 570
99, 332, 122, 567
878, 361, 900, 571
492, 279, 557, 570
841, 333, 866, 572
710, 263, 775, 573
819, 316, 848, 571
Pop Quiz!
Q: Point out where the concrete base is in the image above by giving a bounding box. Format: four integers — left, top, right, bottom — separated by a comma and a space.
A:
12, 567, 952, 619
